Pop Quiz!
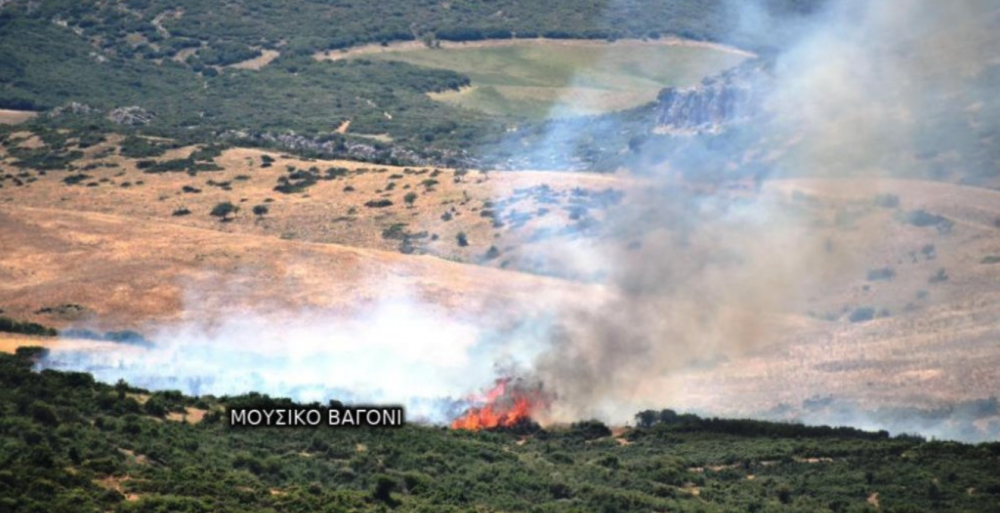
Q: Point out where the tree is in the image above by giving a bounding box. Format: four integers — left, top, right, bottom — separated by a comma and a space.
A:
456, 232, 469, 247
569, 420, 611, 440
404, 191, 418, 207
210, 201, 238, 221
30, 402, 59, 426
144, 395, 168, 417
252, 204, 269, 219
777, 484, 792, 504
372, 474, 399, 506
635, 410, 658, 428
658, 409, 679, 424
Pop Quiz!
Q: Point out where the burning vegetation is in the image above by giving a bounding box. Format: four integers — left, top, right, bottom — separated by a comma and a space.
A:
450, 378, 549, 432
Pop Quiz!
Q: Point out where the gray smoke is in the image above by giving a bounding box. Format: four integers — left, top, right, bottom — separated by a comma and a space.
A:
510, 0, 1000, 437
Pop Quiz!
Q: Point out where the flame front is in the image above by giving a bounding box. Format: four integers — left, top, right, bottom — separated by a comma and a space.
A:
450, 378, 546, 430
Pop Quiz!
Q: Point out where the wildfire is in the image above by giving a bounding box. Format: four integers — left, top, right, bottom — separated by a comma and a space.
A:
450, 378, 548, 430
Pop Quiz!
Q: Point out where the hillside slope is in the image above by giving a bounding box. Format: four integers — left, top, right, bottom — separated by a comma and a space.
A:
0, 203, 595, 329
1, 349, 999, 513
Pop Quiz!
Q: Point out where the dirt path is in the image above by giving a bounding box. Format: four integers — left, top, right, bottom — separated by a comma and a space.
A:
151, 9, 183, 38
229, 49, 281, 70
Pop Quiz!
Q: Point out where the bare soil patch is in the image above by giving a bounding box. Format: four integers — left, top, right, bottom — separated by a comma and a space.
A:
229, 49, 281, 70
0, 109, 37, 125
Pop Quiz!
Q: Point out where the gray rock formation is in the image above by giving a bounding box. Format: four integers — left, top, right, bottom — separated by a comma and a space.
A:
47, 102, 97, 117
107, 106, 156, 126
219, 130, 463, 167
654, 60, 771, 134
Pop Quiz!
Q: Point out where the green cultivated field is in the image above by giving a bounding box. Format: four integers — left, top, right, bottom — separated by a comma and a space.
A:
356, 40, 750, 118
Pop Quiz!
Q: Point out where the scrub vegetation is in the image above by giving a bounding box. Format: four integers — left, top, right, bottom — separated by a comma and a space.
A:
2, 348, 999, 513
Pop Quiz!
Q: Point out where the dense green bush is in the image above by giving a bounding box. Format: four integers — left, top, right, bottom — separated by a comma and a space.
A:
867, 267, 895, 281
0, 316, 57, 336
1, 349, 999, 512
209, 201, 238, 220
849, 307, 876, 323
0, 0, 829, 170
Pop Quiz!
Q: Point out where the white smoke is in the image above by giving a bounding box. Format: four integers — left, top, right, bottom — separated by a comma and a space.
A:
41, 287, 493, 422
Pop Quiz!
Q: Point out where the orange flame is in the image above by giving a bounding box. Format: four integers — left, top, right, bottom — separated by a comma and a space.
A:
450, 378, 546, 430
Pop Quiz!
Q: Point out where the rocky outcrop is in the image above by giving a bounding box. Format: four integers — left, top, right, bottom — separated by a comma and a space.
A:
107, 106, 156, 126
219, 129, 468, 167
654, 60, 771, 134
47, 102, 98, 117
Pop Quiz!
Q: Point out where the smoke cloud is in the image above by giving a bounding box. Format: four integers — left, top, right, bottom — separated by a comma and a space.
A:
502, 0, 1000, 433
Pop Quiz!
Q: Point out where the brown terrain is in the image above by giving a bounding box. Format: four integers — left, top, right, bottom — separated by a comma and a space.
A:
0, 110, 37, 125
2, 131, 1000, 430
228, 49, 281, 70
0, 132, 611, 332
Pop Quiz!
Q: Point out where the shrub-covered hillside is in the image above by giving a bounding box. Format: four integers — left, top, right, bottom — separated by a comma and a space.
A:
0, 0, 824, 165
1, 347, 999, 512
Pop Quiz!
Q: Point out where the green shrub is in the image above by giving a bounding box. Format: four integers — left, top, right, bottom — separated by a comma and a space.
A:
0, 316, 58, 336
209, 201, 238, 220
929, 268, 949, 283
63, 173, 91, 185
898, 210, 954, 233
849, 307, 876, 323
30, 401, 59, 426
120, 136, 170, 159
873, 194, 900, 208
867, 267, 895, 281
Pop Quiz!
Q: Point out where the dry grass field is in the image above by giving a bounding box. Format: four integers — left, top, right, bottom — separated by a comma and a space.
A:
0, 203, 599, 330
0, 136, 633, 276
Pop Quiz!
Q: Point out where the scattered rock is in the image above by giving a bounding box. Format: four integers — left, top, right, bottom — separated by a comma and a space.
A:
107, 106, 156, 126
48, 102, 98, 118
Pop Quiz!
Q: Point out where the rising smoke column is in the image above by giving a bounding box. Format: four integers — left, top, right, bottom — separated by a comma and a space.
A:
492, 0, 1000, 425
